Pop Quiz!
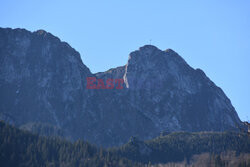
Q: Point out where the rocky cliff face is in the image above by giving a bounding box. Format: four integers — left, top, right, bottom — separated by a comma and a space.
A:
0, 28, 93, 139
121, 45, 241, 132
0, 28, 243, 147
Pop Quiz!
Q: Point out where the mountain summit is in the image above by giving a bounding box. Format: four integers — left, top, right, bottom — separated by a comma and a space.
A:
0, 28, 243, 147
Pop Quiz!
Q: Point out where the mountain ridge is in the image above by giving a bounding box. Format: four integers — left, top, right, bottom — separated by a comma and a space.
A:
0, 27, 244, 147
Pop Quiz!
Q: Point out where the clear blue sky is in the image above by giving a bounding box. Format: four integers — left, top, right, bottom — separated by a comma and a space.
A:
0, 0, 249, 121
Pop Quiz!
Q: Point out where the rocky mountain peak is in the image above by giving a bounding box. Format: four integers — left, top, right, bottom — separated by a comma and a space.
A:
124, 45, 189, 90
138, 44, 159, 52
128, 45, 161, 60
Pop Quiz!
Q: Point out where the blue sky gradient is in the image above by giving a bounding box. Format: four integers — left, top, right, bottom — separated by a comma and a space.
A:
1, 0, 249, 121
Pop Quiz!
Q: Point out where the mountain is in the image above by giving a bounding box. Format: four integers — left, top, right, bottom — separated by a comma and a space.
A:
120, 45, 241, 132
0, 28, 244, 147
0, 28, 95, 141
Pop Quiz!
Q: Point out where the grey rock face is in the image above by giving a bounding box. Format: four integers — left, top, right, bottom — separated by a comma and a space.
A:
0, 28, 242, 147
121, 45, 241, 133
0, 28, 93, 139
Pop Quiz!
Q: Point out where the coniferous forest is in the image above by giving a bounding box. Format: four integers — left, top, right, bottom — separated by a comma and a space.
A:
1, 121, 250, 167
